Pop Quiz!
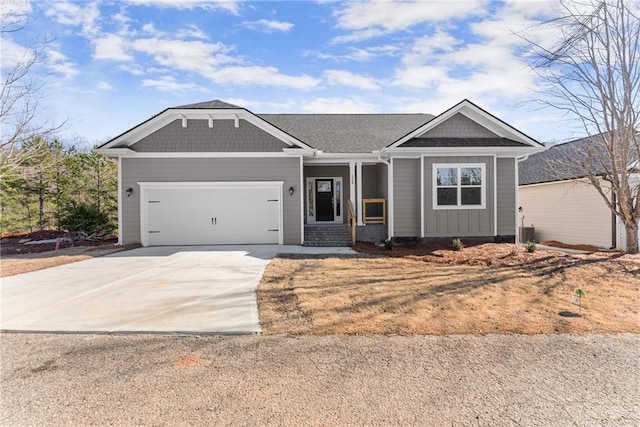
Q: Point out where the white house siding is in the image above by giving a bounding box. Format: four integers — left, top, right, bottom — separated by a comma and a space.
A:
121, 157, 302, 245
518, 178, 613, 248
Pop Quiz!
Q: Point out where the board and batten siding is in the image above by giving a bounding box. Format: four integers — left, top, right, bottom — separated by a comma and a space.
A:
423, 156, 494, 237
393, 158, 421, 237
496, 158, 516, 237
121, 157, 301, 245
518, 178, 612, 248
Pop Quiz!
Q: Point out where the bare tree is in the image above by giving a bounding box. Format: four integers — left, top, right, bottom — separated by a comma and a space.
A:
526, 0, 640, 253
0, 3, 63, 178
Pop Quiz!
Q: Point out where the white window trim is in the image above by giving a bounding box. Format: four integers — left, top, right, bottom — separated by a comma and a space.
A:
432, 163, 486, 210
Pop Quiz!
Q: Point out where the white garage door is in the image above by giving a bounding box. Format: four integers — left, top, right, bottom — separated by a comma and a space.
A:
140, 182, 282, 246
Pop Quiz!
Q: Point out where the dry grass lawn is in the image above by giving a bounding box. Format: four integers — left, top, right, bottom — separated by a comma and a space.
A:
0, 244, 137, 277
258, 244, 640, 335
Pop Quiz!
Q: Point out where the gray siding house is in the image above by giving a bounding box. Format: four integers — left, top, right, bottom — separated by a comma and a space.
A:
96, 99, 545, 246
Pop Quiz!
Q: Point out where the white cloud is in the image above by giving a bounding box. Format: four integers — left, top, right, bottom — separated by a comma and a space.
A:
0, 38, 35, 70
130, 37, 319, 90
323, 69, 380, 90
225, 98, 297, 111
209, 66, 319, 90
97, 81, 113, 90
140, 75, 210, 93
1, 0, 32, 28
132, 37, 236, 73
45, 1, 101, 37
306, 45, 400, 62
127, 0, 240, 15
176, 24, 209, 40
302, 97, 378, 113
117, 63, 145, 75
46, 49, 78, 79
94, 34, 133, 61
241, 19, 294, 33
332, 0, 488, 42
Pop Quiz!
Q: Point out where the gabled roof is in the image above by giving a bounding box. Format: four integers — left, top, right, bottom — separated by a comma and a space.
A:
173, 100, 242, 109
387, 99, 544, 150
259, 114, 433, 153
519, 133, 640, 185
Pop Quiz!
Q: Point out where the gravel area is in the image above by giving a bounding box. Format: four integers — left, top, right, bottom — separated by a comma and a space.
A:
1, 333, 638, 426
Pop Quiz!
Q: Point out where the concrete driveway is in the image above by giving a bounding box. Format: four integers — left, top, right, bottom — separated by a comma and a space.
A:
0, 245, 285, 334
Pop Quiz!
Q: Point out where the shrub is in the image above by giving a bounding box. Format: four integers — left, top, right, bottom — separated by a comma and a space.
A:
384, 239, 393, 250
452, 238, 464, 251
60, 202, 115, 234
526, 240, 537, 252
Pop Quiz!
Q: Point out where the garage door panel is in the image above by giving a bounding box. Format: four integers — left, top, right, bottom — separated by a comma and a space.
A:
142, 183, 282, 246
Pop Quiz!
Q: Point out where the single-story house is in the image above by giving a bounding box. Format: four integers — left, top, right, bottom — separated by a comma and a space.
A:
95, 99, 545, 247
518, 134, 639, 249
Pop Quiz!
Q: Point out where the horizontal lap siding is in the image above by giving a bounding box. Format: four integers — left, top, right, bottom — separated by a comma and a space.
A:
518, 179, 612, 247
496, 158, 516, 236
393, 159, 421, 237
424, 156, 494, 237
122, 157, 301, 245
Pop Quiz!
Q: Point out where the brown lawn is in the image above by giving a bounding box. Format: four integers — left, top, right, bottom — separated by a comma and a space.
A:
257, 243, 640, 335
0, 244, 138, 277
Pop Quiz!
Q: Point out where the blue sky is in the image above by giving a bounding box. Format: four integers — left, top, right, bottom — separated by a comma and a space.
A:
3, 0, 575, 148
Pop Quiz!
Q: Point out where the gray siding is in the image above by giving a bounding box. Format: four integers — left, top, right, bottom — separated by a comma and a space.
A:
304, 165, 350, 223
376, 163, 388, 200
122, 157, 301, 244
496, 158, 516, 236
131, 119, 289, 152
424, 156, 494, 237
421, 113, 498, 138
393, 159, 421, 237
362, 165, 378, 198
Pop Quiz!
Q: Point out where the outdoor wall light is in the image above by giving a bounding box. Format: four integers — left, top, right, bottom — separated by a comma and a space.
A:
126, 187, 133, 197
289, 186, 295, 196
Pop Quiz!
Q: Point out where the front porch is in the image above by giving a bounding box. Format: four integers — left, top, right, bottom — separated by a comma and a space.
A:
303, 162, 388, 245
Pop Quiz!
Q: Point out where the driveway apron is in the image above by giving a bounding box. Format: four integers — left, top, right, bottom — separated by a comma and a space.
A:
0, 246, 280, 334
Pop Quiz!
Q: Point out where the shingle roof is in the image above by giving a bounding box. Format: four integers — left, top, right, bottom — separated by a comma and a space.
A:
258, 114, 434, 153
173, 99, 242, 109
402, 137, 528, 148
518, 133, 639, 185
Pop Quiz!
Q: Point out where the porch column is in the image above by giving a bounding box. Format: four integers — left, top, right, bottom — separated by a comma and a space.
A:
349, 161, 356, 221
356, 161, 363, 225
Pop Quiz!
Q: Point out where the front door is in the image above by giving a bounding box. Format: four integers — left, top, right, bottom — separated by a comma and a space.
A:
315, 179, 334, 221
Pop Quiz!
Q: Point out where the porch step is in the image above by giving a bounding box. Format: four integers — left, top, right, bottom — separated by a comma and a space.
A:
304, 224, 352, 247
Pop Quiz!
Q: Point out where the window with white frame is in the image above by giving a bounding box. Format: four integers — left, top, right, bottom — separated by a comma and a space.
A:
433, 164, 485, 209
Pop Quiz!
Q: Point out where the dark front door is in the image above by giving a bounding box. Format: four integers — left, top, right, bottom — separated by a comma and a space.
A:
315, 179, 334, 221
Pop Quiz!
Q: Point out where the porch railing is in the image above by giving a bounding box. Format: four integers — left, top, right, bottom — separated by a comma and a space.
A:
362, 198, 386, 224
347, 199, 356, 245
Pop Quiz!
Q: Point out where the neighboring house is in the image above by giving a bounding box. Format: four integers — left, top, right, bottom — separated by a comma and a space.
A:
95, 99, 544, 247
518, 135, 639, 249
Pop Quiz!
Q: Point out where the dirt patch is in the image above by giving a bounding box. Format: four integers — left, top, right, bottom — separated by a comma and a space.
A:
0, 243, 140, 277
540, 240, 603, 252
258, 244, 640, 335
1, 230, 118, 255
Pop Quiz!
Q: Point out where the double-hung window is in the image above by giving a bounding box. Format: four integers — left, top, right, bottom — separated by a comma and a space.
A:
433, 164, 485, 209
